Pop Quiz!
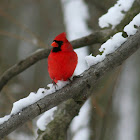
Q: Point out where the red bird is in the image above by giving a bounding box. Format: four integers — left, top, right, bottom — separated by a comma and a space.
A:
48, 32, 78, 84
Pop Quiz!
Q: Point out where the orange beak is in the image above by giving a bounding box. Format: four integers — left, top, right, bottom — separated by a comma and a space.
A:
51, 42, 58, 47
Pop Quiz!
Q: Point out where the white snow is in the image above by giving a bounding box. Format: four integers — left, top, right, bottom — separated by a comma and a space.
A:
99, 32, 127, 53
124, 13, 140, 36
11, 88, 47, 115
37, 107, 57, 131
85, 32, 127, 66
0, 115, 10, 124
73, 128, 90, 140
99, 0, 135, 29
70, 100, 91, 140
86, 13, 140, 67
0, 81, 69, 125
71, 100, 90, 132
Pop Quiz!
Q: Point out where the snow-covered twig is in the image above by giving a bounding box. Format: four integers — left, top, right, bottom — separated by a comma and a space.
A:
0, 27, 140, 139
0, 29, 113, 92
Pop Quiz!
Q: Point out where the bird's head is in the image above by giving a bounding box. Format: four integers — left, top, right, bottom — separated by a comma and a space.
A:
51, 32, 72, 52
51, 32, 67, 47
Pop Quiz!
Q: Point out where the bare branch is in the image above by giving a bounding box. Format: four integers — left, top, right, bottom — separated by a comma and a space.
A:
0, 27, 140, 138
0, 29, 113, 92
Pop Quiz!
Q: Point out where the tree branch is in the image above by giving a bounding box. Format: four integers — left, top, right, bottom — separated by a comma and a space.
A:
0, 29, 113, 92
0, 27, 140, 138
37, 99, 82, 140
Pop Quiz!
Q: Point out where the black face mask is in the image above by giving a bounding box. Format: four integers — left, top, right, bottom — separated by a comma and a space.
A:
52, 40, 63, 52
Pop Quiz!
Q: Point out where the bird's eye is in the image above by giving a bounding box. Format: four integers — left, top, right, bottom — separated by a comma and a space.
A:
53, 40, 63, 47
59, 41, 63, 45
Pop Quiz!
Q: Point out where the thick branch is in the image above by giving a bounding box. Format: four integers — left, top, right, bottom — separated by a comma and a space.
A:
37, 99, 82, 140
0, 29, 113, 92
0, 28, 140, 138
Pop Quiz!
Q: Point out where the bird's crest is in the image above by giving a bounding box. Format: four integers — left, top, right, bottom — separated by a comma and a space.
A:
54, 32, 67, 41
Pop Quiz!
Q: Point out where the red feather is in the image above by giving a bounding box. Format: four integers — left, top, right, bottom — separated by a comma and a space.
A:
48, 32, 78, 83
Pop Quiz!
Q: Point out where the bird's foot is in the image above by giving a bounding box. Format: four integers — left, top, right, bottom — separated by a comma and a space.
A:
73, 75, 82, 80
52, 80, 58, 91
68, 78, 72, 83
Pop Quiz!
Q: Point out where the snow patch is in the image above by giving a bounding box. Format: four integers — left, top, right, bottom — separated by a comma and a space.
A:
11, 88, 47, 115
99, 0, 135, 29
85, 32, 127, 66
0, 81, 69, 125
0, 115, 10, 124
124, 13, 140, 36
70, 100, 91, 140
73, 128, 90, 140
37, 107, 57, 131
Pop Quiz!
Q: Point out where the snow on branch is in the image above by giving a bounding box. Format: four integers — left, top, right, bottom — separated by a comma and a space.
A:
0, 81, 68, 124
0, 27, 140, 139
99, 0, 135, 29
0, 29, 113, 92
124, 13, 140, 36
86, 13, 140, 66
37, 106, 57, 131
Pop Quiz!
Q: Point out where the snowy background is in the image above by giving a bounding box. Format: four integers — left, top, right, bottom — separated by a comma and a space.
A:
0, 0, 140, 140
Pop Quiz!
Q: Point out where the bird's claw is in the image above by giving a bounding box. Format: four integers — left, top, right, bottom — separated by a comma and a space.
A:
52, 80, 58, 90
73, 75, 82, 80
68, 78, 72, 83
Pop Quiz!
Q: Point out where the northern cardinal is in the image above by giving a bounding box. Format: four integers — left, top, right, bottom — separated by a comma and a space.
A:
48, 32, 78, 84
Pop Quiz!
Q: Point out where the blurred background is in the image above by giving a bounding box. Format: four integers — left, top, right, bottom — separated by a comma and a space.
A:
0, 0, 140, 140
